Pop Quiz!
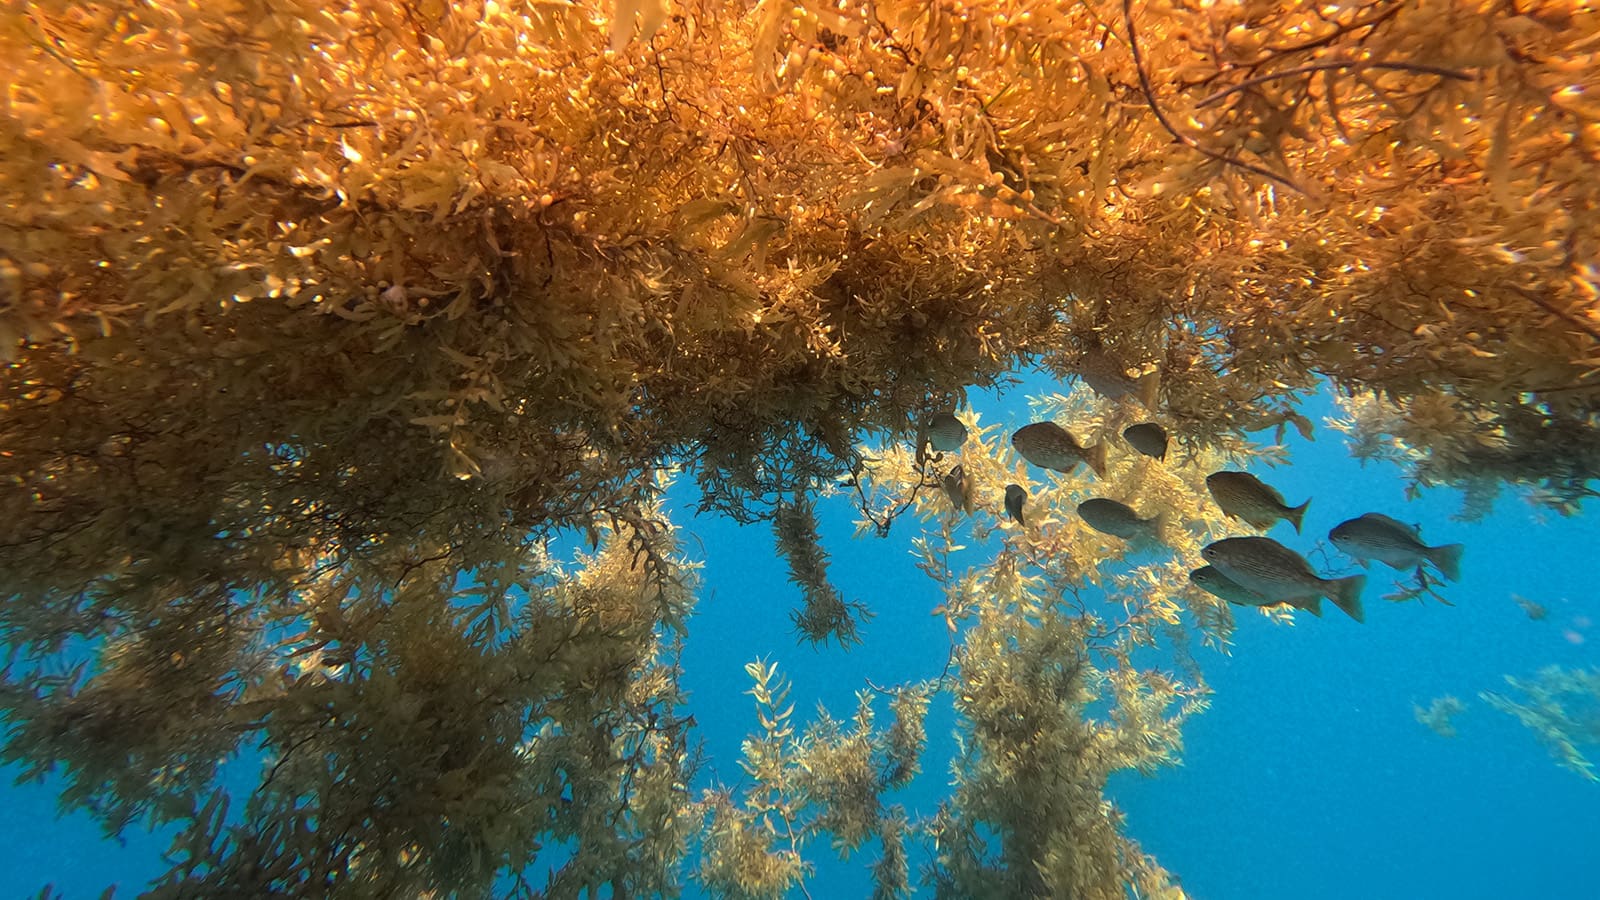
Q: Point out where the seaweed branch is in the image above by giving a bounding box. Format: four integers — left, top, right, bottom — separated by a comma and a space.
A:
1121, 0, 1301, 192
1194, 59, 1474, 109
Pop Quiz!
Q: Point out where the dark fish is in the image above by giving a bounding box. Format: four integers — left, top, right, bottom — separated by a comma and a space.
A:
1329, 513, 1464, 581
1004, 484, 1027, 526
1123, 423, 1168, 460
1076, 498, 1165, 544
1011, 422, 1108, 477
1076, 349, 1160, 407
1188, 565, 1296, 611
942, 464, 974, 515
1205, 471, 1309, 533
925, 413, 968, 453
1201, 536, 1365, 622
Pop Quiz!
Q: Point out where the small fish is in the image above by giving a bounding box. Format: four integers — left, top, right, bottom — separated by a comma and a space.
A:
1011, 422, 1108, 477
1414, 696, 1466, 739
942, 464, 974, 515
925, 413, 968, 453
1205, 471, 1309, 533
1076, 348, 1161, 407
1004, 484, 1027, 526
1077, 498, 1166, 544
1329, 513, 1464, 581
1188, 565, 1292, 611
1123, 423, 1168, 460
1200, 536, 1365, 622
1513, 594, 1547, 621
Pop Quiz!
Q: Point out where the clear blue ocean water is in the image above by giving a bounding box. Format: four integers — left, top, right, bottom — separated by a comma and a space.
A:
5, 377, 1597, 899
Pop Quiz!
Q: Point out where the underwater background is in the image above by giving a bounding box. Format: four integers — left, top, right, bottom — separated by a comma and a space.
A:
4, 372, 1596, 899
7, 0, 1600, 893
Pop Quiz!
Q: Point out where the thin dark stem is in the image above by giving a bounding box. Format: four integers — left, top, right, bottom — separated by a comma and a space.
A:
259, 732, 320, 796
1265, 1, 1403, 58
1195, 59, 1474, 109
389, 549, 454, 590
1120, 0, 1302, 193
1511, 286, 1600, 346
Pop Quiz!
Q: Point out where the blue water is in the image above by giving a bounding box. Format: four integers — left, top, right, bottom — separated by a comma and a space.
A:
5, 378, 1598, 898
673, 380, 1600, 899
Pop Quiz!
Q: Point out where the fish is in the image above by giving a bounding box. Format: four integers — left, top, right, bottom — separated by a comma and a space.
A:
1188, 565, 1306, 612
1011, 422, 1108, 477
1076, 498, 1166, 544
1513, 594, 1547, 621
1123, 423, 1168, 460
942, 464, 974, 515
1414, 696, 1466, 738
1204, 471, 1309, 533
1200, 536, 1366, 622
925, 413, 968, 453
1004, 484, 1027, 526
1328, 513, 1464, 581
1076, 348, 1161, 407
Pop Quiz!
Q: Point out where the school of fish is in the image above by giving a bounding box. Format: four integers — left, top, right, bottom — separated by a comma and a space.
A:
922, 391, 1465, 626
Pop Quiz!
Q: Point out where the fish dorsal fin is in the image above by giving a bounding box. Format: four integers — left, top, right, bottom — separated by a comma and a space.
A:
1359, 512, 1419, 539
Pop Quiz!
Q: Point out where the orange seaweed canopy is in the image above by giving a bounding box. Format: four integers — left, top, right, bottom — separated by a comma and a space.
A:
3, 0, 1596, 516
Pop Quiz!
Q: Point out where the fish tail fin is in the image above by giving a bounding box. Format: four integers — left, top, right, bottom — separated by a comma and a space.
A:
1429, 543, 1465, 582
1151, 511, 1172, 547
1328, 575, 1367, 623
1136, 370, 1161, 409
1135, 511, 1171, 550
1085, 441, 1109, 478
1286, 498, 1311, 534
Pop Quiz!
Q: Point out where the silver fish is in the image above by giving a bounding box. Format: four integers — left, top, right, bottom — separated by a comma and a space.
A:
1004, 484, 1027, 526
1077, 498, 1165, 543
925, 413, 968, 453
1188, 565, 1296, 611
1205, 471, 1309, 533
1123, 423, 1168, 460
1011, 422, 1108, 477
1329, 513, 1464, 581
1200, 536, 1365, 623
942, 464, 974, 515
